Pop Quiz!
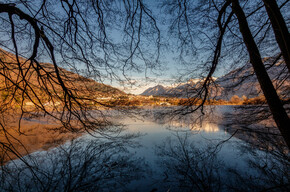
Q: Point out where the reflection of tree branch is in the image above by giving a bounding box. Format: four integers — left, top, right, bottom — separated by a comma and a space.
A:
156, 127, 289, 191
0, 0, 162, 169
1, 136, 146, 191
156, 131, 223, 191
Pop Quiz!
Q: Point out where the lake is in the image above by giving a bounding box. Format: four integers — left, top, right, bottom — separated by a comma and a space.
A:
1, 106, 289, 191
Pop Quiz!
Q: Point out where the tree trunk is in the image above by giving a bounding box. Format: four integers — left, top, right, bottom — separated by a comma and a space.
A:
231, 0, 290, 149
263, 0, 290, 73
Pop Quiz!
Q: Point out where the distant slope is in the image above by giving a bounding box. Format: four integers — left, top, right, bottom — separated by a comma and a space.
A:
141, 58, 289, 100
0, 48, 125, 99
216, 58, 289, 100
141, 79, 202, 98
141, 85, 169, 96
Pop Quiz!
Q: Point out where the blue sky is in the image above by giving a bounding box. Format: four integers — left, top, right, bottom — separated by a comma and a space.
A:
3, 0, 284, 95
0, 0, 230, 95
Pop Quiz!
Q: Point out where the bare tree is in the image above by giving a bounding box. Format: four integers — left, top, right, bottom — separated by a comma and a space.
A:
0, 0, 289, 190
162, 0, 289, 148
231, 0, 290, 148
0, 0, 161, 163
263, 0, 290, 72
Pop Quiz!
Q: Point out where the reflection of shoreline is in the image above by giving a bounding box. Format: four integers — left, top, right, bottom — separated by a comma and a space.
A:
2, 106, 225, 164
168, 121, 220, 133
222, 125, 288, 152
146, 106, 225, 133
0, 117, 81, 164
1, 110, 114, 164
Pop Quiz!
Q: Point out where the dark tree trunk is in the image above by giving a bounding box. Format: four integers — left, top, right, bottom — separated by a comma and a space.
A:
263, 0, 290, 73
231, 0, 290, 149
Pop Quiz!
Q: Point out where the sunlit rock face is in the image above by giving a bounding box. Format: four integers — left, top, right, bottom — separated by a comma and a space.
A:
0, 48, 126, 99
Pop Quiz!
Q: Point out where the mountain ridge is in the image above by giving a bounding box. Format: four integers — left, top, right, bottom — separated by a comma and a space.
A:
0, 48, 125, 99
141, 58, 289, 100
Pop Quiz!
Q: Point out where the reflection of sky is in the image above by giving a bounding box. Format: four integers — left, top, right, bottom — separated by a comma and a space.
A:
120, 117, 226, 153
118, 115, 264, 191
7, 109, 273, 192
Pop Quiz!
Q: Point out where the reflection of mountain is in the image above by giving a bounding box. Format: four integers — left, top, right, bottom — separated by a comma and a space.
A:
192, 123, 219, 132
166, 121, 220, 133
141, 58, 289, 100
146, 106, 223, 132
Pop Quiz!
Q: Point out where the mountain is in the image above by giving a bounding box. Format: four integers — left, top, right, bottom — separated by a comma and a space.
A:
216, 57, 289, 100
141, 81, 201, 98
141, 58, 289, 100
141, 79, 204, 98
0, 48, 125, 99
141, 85, 169, 96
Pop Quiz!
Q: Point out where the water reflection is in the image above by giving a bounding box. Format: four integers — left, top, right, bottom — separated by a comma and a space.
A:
191, 123, 219, 132
143, 106, 225, 133
1, 107, 289, 191
1, 136, 147, 192
155, 129, 289, 192
162, 120, 219, 133
155, 131, 224, 192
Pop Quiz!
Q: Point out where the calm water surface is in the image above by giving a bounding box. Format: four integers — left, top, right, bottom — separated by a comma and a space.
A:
3, 107, 289, 192
116, 115, 253, 191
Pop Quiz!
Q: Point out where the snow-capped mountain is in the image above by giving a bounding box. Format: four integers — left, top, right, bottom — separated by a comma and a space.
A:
216, 57, 289, 100
141, 58, 289, 100
141, 79, 205, 98
141, 85, 169, 96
